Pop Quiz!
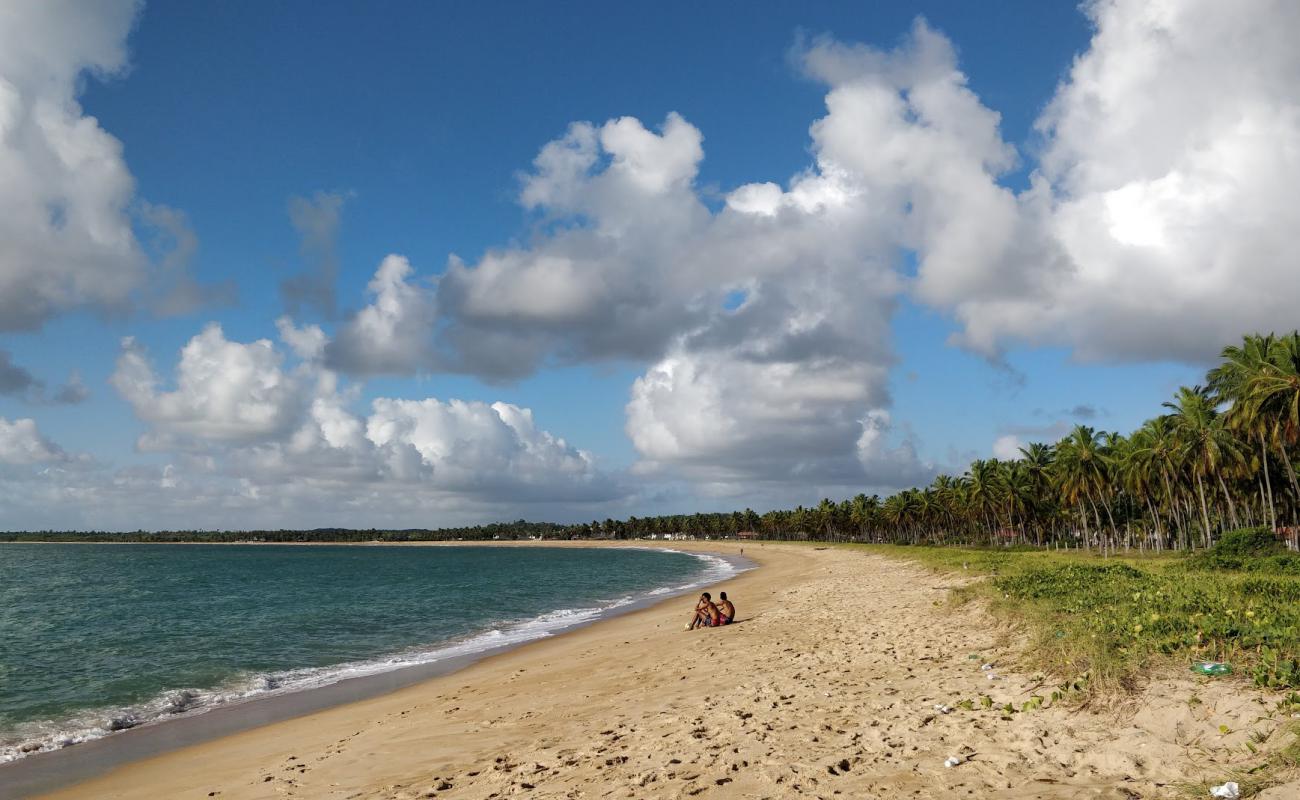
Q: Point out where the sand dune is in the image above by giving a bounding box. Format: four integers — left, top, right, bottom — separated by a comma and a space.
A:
34, 543, 1300, 799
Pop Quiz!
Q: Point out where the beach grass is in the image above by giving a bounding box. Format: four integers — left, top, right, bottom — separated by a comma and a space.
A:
867, 538, 1300, 796
849, 532, 1300, 703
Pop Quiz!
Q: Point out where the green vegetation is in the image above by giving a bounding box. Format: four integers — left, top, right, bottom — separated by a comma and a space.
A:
863, 532, 1300, 696
1187, 527, 1300, 573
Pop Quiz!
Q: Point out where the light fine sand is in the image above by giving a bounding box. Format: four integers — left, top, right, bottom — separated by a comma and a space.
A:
35, 543, 1300, 799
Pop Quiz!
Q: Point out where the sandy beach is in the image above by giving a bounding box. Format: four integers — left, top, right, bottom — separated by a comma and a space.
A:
24, 542, 1300, 799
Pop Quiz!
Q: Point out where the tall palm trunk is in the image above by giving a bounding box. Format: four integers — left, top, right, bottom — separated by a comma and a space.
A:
1194, 471, 1213, 547
1159, 469, 1185, 549
1145, 496, 1163, 545
1217, 473, 1240, 529
1260, 431, 1278, 531
1085, 490, 1105, 550
1278, 438, 1300, 523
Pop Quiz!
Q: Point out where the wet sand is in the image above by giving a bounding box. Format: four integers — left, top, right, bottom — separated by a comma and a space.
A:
25, 542, 1300, 799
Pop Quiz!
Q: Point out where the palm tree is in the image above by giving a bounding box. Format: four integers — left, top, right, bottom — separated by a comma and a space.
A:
848, 494, 875, 540
1163, 386, 1244, 546
1211, 333, 1279, 529
1215, 333, 1300, 528
1018, 442, 1055, 542
1055, 425, 1117, 548
966, 459, 1002, 542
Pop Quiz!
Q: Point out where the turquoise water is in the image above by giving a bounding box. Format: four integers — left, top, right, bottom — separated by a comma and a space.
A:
0, 544, 730, 761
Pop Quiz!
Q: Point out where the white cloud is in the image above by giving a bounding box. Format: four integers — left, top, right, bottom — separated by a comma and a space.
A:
992, 434, 1024, 461
428, 113, 713, 379
0, 1, 230, 330
627, 348, 932, 492
90, 321, 624, 527
0, 417, 68, 464
17, 2, 1299, 525
917, 0, 1300, 362
364, 398, 603, 497
111, 324, 307, 444
327, 32, 984, 492
326, 255, 437, 376
0, 1, 142, 330
599, 113, 703, 195
276, 316, 328, 361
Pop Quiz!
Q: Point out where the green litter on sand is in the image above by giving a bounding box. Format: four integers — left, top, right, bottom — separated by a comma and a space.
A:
1192, 661, 1233, 676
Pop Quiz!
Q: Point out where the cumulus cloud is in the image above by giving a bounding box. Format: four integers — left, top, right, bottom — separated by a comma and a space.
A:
111, 324, 307, 444
426, 114, 713, 379
316, 29, 998, 491
275, 316, 328, 361
0, 1, 142, 331
0, 1, 231, 331
422, 28, 990, 489
326, 255, 438, 376
96, 322, 621, 526
17, 1, 1300, 525
919, 0, 1300, 362
362, 398, 606, 498
0, 417, 69, 464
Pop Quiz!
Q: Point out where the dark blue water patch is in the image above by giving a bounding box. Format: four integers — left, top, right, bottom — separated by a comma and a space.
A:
0, 544, 730, 760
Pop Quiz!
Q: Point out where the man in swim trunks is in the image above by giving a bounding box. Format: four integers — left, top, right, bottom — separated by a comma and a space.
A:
716, 591, 735, 624
688, 592, 721, 629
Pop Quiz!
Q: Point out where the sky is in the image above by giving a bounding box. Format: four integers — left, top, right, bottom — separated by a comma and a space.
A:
0, 0, 1294, 531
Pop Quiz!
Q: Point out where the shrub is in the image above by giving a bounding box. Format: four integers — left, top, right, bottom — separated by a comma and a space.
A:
1187, 527, 1300, 572
1213, 527, 1284, 557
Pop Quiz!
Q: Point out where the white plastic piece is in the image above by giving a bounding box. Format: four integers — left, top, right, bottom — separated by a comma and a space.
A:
1210, 782, 1240, 799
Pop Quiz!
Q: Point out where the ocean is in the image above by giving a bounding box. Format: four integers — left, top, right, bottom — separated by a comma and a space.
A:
0, 543, 734, 762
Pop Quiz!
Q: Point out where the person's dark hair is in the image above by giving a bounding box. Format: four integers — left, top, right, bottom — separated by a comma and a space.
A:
719, 592, 728, 601
701, 592, 711, 600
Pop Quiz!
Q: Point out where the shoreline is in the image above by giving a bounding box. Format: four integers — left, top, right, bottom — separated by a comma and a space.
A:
16, 541, 1293, 799
0, 541, 757, 800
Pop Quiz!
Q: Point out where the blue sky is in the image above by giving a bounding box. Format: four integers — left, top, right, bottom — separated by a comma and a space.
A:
0, 0, 1283, 529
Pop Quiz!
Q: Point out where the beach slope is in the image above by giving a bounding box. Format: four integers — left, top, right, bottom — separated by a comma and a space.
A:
33, 543, 1295, 799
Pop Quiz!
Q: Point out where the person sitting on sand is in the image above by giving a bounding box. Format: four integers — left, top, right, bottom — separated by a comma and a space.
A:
688, 592, 721, 629
716, 591, 735, 625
